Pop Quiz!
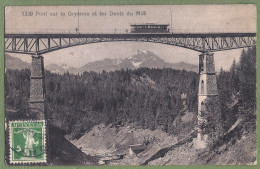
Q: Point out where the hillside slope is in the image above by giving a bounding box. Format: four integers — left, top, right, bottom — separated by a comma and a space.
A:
5, 54, 30, 70
72, 123, 177, 157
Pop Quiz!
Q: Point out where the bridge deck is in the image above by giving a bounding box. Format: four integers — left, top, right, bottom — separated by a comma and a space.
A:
5, 33, 256, 54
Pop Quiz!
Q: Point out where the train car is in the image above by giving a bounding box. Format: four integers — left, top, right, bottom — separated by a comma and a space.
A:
130, 23, 170, 33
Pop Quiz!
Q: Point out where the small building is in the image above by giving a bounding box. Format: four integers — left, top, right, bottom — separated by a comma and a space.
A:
129, 144, 146, 156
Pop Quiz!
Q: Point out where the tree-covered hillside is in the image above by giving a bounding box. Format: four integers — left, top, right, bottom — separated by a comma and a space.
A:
5, 68, 199, 139
217, 46, 256, 133
5, 46, 256, 141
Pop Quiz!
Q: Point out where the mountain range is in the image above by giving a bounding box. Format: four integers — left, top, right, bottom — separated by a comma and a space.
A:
5, 50, 198, 74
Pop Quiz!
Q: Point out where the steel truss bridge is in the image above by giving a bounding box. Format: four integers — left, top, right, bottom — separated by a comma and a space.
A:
5, 33, 256, 55
4, 32, 257, 146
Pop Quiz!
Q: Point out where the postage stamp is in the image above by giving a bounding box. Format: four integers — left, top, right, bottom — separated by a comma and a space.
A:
9, 120, 46, 164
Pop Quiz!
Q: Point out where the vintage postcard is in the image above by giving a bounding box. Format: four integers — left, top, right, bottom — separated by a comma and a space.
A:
4, 5, 256, 165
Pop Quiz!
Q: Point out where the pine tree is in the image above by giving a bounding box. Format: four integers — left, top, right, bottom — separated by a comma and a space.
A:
230, 59, 240, 92
238, 47, 256, 131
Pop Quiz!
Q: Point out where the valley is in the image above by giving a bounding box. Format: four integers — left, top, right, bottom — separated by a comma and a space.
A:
4, 46, 256, 165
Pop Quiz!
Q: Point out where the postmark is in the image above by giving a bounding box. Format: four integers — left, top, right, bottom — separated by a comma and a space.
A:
9, 120, 46, 164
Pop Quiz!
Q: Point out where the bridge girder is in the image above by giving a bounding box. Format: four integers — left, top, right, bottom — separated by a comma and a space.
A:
5, 33, 256, 55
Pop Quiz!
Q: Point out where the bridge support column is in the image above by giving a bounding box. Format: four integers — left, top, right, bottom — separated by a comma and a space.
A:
29, 55, 46, 120
194, 52, 218, 149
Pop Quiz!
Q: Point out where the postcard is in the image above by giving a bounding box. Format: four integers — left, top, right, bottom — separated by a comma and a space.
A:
4, 5, 256, 165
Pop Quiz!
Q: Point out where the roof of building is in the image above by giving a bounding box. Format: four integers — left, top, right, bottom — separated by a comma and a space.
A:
129, 144, 146, 151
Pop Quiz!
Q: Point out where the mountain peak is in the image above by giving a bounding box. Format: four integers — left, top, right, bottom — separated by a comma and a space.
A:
48, 50, 198, 74
126, 50, 164, 68
5, 51, 198, 74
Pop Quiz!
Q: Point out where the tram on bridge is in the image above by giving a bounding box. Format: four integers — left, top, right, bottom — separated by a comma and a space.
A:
130, 23, 170, 33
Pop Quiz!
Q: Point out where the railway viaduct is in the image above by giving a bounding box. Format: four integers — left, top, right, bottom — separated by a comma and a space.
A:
5, 32, 256, 148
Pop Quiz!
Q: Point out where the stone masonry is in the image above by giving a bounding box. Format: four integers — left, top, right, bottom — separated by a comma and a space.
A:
195, 52, 218, 149
29, 55, 45, 120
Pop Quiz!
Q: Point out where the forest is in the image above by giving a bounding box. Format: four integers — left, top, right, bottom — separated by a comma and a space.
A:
5, 46, 256, 140
217, 46, 256, 133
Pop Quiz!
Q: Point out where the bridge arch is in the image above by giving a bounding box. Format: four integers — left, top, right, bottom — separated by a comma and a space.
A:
38, 40, 204, 55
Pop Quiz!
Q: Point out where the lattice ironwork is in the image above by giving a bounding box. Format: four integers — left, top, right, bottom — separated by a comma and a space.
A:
5, 33, 256, 55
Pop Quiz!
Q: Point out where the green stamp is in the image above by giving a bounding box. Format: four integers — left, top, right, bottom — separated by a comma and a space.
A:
9, 120, 46, 164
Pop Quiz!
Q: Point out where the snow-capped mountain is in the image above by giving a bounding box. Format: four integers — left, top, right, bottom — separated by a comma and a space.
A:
126, 50, 167, 68
79, 50, 198, 73
5, 51, 198, 74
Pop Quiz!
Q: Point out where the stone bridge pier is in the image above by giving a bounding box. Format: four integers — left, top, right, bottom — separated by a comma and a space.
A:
194, 52, 218, 149
29, 55, 46, 120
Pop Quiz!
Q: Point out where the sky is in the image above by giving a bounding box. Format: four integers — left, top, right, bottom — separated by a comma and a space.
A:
5, 5, 256, 71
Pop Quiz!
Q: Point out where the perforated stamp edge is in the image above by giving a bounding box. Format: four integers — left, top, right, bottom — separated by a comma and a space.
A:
9, 120, 47, 164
